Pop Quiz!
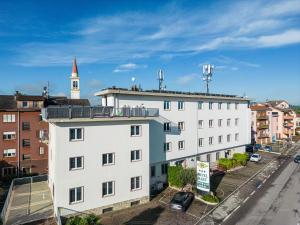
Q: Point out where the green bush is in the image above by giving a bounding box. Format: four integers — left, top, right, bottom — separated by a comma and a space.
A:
233, 153, 249, 166
168, 166, 196, 188
218, 158, 233, 170
202, 194, 219, 203
66, 214, 101, 225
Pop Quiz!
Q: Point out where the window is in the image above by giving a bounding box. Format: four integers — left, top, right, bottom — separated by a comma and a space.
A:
164, 142, 171, 151
235, 103, 239, 110
150, 166, 156, 177
22, 122, 30, 131
2, 167, 16, 176
178, 101, 184, 110
22, 139, 30, 147
33, 101, 38, 108
227, 119, 231, 127
131, 176, 141, 191
199, 138, 204, 147
216, 152, 220, 160
39, 147, 45, 155
3, 149, 16, 157
161, 163, 168, 175
218, 135, 223, 144
70, 128, 83, 141
198, 120, 204, 129
209, 137, 213, 145
227, 103, 231, 110
218, 102, 222, 110
235, 118, 239, 126
227, 134, 231, 142
69, 186, 83, 204
22, 101, 29, 108
178, 121, 185, 131
163, 122, 171, 132
102, 181, 114, 197
3, 114, 15, 123
218, 119, 222, 127
131, 125, 141, 136
178, 141, 185, 150
102, 207, 113, 213
131, 150, 141, 161
198, 101, 203, 109
70, 157, 83, 170
131, 200, 140, 207
23, 154, 31, 160
102, 153, 115, 166
3, 132, 16, 140
207, 154, 211, 162
209, 102, 213, 110
235, 133, 239, 141
73, 81, 78, 89
209, 119, 213, 128
164, 101, 170, 110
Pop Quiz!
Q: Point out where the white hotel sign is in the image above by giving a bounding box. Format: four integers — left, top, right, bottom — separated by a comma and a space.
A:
197, 161, 210, 192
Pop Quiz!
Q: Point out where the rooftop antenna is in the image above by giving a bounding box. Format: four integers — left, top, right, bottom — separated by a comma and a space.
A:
202, 64, 214, 94
158, 69, 166, 91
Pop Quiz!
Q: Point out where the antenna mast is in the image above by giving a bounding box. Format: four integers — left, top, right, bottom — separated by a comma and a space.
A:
158, 69, 165, 91
202, 64, 214, 94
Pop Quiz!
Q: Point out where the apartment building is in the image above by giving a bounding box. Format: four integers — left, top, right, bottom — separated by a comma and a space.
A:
44, 107, 156, 215
96, 88, 252, 186
251, 100, 296, 144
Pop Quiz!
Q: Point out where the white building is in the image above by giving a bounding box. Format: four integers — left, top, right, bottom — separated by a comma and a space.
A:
95, 88, 251, 186
45, 87, 251, 216
45, 108, 156, 215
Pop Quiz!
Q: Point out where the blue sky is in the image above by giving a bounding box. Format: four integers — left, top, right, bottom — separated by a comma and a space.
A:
0, 0, 300, 105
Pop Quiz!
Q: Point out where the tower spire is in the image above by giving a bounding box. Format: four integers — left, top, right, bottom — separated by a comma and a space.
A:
70, 57, 80, 99
72, 57, 78, 77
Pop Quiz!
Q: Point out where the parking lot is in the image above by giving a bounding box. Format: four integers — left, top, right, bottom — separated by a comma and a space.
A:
101, 152, 279, 225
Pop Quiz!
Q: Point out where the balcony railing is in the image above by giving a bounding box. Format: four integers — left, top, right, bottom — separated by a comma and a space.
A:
283, 116, 294, 120
42, 106, 159, 120
283, 123, 294, 128
257, 124, 269, 129
257, 133, 270, 138
257, 115, 268, 120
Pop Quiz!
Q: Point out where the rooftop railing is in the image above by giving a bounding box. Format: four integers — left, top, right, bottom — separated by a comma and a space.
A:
42, 106, 159, 120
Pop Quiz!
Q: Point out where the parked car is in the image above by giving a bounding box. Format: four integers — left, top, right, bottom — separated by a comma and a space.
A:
254, 144, 262, 150
264, 145, 272, 152
294, 155, 300, 163
170, 191, 194, 211
250, 153, 261, 162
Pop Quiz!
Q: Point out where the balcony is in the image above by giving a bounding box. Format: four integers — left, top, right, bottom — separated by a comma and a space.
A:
42, 106, 159, 120
257, 115, 268, 120
257, 133, 270, 139
283, 115, 294, 120
283, 123, 294, 128
257, 124, 269, 129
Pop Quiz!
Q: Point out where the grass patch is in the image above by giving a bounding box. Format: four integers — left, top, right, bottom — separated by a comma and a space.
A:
202, 194, 219, 203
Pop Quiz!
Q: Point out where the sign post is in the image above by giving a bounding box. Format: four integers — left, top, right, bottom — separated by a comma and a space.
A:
196, 161, 210, 193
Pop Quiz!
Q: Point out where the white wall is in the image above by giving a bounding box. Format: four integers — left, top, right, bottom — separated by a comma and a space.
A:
49, 120, 150, 213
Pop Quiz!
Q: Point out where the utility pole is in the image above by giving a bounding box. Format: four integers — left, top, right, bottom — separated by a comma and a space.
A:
202, 64, 214, 94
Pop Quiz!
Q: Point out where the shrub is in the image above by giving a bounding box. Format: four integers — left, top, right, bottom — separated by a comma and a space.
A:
168, 166, 196, 188
218, 158, 233, 170
202, 194, 219, 203
66, 214, 101, 225
66, 216, 82, 225
233, 153, 248, 166
85, 214, 101, 225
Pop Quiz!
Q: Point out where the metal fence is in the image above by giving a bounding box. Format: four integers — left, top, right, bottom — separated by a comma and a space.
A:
0, 174, 48, 223
42, 106, 159, 120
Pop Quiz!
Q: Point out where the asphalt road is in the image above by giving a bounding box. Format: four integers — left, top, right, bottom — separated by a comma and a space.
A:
222, 143, 300, 225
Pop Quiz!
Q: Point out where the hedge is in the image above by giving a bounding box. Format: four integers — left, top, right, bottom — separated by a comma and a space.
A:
233, 153, 249, 166
218, 153, 249, 170
168, 166, 196, 188
66, 214, 101, 225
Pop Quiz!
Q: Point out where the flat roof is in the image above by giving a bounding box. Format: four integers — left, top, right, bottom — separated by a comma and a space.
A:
46, 117, 153, 123
95, 87, 251, 101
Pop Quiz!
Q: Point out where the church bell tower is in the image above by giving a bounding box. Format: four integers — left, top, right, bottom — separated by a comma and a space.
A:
70, 58, 80, 99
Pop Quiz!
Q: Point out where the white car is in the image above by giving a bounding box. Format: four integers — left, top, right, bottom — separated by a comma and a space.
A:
250, 153, 261, 162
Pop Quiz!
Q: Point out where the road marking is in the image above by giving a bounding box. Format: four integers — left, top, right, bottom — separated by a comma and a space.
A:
250, 190, 256, 196
233, 205, 241, 213
257, 184, 262, 189
186, 212, 201, 220
262, 179, 266, 184
243, 197, 250, 203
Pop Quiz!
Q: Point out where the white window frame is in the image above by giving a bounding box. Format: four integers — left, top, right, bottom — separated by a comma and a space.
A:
198, 120, 204, 129
3, 114, 16, 123
178, 140, 185, 150
131, 150, 141, 162
22, 101, 29, 108
235, 133, 239, 141
235, 118, 239, 126
3, 131, 16, 140
227, 102, 231, 110
3, 149, 16, 157
164, 122, 171, 132
227, 119, 231, 127
69, 128, 83, 141
209, 102, 213, 110
199, 138, 204, 147
164, 101, 171, 110
218, 135, 223, 144
131, 125, 141, 137
209, 137, 213, 145
102, 181, 115, 197
216, 152, 220, 160
227, 134, 231, 143
102, 153, 115, 166
198, 101, 203, 109
178, 101, 184, 110
69, 186, 84, 204
178, 121, 185, 131
164, 142, 172, 152
209, 119, 213, 128
218, 102, 222, 110
131, 176, 142, 191
69, 156, 84, 170
161, 163, 168, 175
39, 147, 45, 155
218, 119, 222, 127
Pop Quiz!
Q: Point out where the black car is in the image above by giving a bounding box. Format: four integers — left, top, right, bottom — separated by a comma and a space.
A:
294, 155, 300, 163
170, 191, 194, 211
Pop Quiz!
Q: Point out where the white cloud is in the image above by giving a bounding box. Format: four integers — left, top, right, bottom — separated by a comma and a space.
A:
177, 73, 199, 85
113, 63, 147, 73
257, 29, 300, 47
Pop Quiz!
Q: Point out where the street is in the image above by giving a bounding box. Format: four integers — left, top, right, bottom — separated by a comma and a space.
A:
222, 142, 300, 225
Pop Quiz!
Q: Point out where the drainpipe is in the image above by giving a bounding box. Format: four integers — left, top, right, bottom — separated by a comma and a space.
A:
17, 111, 20, 177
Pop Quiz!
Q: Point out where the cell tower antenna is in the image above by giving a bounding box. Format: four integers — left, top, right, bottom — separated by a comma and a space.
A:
202, 64, 214, 94
158, 69, 166, 91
